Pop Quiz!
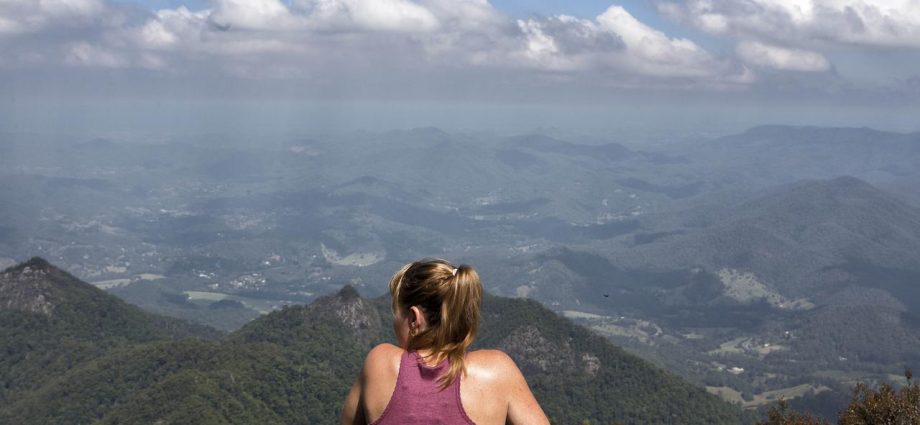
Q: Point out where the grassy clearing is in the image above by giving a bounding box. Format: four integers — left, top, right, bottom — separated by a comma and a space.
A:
710, 337, 750, 355
93, 278, 132, 289
184, 291, 230, 301
707, 384, 829, 409
565, 311, 662, 345
562, 310, 607, 320
813, 370, 909, 387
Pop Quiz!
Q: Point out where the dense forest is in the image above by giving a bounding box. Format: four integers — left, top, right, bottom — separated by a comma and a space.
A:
1, 258, 750, 424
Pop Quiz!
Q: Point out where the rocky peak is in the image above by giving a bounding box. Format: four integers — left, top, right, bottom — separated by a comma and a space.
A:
335, 284, 362, 302
310, 285, 382, 343
0, 257, 60, 316
6, 256, 53, 273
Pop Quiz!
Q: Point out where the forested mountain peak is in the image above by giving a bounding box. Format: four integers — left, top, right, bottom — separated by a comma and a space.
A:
310, 284, 383, 340
232, 283, 387, 348
1, 257, 81, 316
731, 125, 902, 142
732, 177, 920, 233
0, 257, 216, 340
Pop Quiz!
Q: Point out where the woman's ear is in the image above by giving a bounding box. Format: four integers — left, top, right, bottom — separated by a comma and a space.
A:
409, 306, 426, 330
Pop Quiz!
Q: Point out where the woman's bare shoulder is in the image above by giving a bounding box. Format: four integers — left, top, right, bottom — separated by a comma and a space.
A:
367, 343, 403, 359
363, 343, 403, 376
465, 349, 521, 381
467, 349, 515, 363
466, 350, 549, 424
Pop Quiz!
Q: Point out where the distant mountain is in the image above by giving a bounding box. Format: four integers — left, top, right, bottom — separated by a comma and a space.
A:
623, 177, 920, 301
0, 259, 748, 424
587, 177, 920, 377
469, 176, 920, 419
507, 133, 635, 162
690, 125, 920, 191
718, 125, 920, 149
330, 175, 428, 204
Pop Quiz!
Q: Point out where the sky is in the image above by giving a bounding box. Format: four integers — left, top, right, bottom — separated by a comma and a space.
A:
1, 0, 919, 135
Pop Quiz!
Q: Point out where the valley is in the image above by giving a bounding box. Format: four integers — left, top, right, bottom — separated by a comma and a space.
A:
2, 125, 920, 419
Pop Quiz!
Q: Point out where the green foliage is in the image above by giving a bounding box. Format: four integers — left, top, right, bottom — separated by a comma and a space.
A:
475, 295, 748, 425
760, 371, 920, 425
838, 374, 920, 425
0, 259, 216, 402
1, 261, 748, 424
759, 400, 830, 425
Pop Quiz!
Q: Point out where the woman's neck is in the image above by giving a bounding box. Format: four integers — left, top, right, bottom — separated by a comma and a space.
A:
410, 348, 446, 366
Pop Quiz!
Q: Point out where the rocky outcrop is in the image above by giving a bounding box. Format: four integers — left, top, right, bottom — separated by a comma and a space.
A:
499, 325, 577, 374
0, 257, 59, 316
309, 285, 383, 344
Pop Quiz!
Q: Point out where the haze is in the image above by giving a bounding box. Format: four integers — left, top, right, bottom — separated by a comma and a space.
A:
3, 0, 920, 421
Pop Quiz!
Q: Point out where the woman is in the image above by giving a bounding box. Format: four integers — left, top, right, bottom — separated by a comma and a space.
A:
340, 258, 549, 425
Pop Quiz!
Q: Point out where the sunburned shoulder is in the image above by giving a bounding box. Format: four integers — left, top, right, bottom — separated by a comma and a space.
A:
464, 349, 522, 382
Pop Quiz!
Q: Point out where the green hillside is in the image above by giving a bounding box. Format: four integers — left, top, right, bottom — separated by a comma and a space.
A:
475, 295, 749, 424
0, 258, 749, 424
0, 257, 217, 402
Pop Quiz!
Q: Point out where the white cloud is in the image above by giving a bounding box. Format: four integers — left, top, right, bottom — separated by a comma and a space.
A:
111, 0, 744, 86
208, 0, 291, 30
0, 0, 107, 35
504, 5, 749, 87
596, 5, 718, 78
513, 18, 581, 71
660, 0, 920, 48
134, 7, 208, 50
418, 0, 502, 28
65, 41, 128, 67
737, 41, 830, 72
0, 0, 755, 91
292, 0, 439, 31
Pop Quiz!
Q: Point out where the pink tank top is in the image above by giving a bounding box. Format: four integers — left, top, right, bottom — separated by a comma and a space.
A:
369, 351, 476, 425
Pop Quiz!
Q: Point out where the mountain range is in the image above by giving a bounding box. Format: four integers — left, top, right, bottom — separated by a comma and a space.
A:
3, 125, 920, 420
0, 258, 749, 424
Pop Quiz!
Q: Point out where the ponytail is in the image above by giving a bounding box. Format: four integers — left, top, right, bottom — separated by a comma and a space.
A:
435, 264, 481, 388
388, 259, 483, 389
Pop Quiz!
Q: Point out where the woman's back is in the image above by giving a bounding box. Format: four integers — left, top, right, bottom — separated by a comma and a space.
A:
339, 259, 548, 424
366, 348, 473, 424
360, 344, 546, 425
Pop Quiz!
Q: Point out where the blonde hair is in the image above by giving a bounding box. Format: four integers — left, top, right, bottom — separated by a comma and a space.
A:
388, 258, 482, 389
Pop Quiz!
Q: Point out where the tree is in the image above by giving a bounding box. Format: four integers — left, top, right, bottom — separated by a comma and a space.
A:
760, 370, 919, 425
838, 370, 920, 425
758, 399, 829, 425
